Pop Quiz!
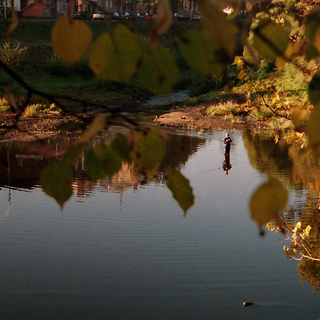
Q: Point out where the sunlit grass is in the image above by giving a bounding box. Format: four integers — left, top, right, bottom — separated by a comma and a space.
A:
23, 103, 60, 117
0, 98, 11, 111
206, 101, 238, 116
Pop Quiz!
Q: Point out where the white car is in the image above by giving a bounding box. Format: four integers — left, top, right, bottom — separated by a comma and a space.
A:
93, 12, 105, 20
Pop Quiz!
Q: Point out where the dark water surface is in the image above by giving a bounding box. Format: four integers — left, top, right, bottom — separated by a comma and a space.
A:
0, 130, 319, 319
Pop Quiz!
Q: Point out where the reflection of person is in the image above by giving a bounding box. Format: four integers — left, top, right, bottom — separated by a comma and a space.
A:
223, 133, 232, 155
223, 152, 232, 175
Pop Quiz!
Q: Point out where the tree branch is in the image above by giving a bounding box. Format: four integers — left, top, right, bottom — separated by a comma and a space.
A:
261, 93, 291, 120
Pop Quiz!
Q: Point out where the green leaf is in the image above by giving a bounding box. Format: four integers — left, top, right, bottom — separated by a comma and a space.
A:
249, 177, 288, 229
84, 144, 122, 181
308, 71, 320, 106
166, 169, 194, 214
40, 160, 73, 208
131, 128, 167, 169
252, 17, 290, 61
89, 24, 144, 84
77, 113, 106, 144
110, 132, 131, 162
64, 142, 86, 166
51, 17, 93, 67
198, 0, 238, 55
179, 28, 222, 75
138, 45, 179, 98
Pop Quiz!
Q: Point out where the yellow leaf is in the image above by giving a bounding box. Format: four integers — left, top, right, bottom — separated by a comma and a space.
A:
51, 17, 93, 67
232, 56, 242, 65
238, 70, 245, 80
3, 1, 18, 37
265, 117, 273, 124
250, 177, 288, 229
274, 134, 279, 144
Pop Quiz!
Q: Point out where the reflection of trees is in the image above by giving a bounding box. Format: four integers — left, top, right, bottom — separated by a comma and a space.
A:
298, 258, 320, 292
74, 133, 205, 196
0, 140, 74, 189
242, 130, 294, 178
0, 133, 205, 194
243, 130, 320, 291
279, 197, 320, 292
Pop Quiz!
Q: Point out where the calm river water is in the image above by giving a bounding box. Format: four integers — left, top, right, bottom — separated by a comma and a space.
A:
0, 129, 319, 320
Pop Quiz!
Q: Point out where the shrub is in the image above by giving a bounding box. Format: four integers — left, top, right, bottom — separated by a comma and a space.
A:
45, 53, 70, 77
23, 103, 59, 117
206, 101, 238, 116
0, 98, 10, 111
0, 41, 28, 69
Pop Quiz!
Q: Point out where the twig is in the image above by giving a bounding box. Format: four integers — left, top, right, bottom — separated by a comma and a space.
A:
261, 94, 291, 120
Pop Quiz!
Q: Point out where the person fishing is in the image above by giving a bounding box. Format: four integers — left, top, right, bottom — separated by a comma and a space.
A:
223, 133, 232, 156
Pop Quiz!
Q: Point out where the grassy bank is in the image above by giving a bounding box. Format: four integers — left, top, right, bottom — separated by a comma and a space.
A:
0, 19, 197, 45
0, 19, 212, 104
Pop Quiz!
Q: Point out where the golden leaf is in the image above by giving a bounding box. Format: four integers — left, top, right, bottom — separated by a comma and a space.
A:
238, 70, 245, 80
250, 177, 288, 229
51, 17, 93, 67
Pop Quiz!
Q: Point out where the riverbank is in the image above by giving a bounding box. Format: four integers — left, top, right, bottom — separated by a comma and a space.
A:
154, 104, 270, 131
0, 96, 270, 142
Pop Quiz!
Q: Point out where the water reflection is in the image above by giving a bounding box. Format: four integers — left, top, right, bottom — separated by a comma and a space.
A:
0, 130, 320, 319
0, 133, 205, 193
222, 152, 232, 175
243, 130, 320, 292
0, 140, 74, 189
